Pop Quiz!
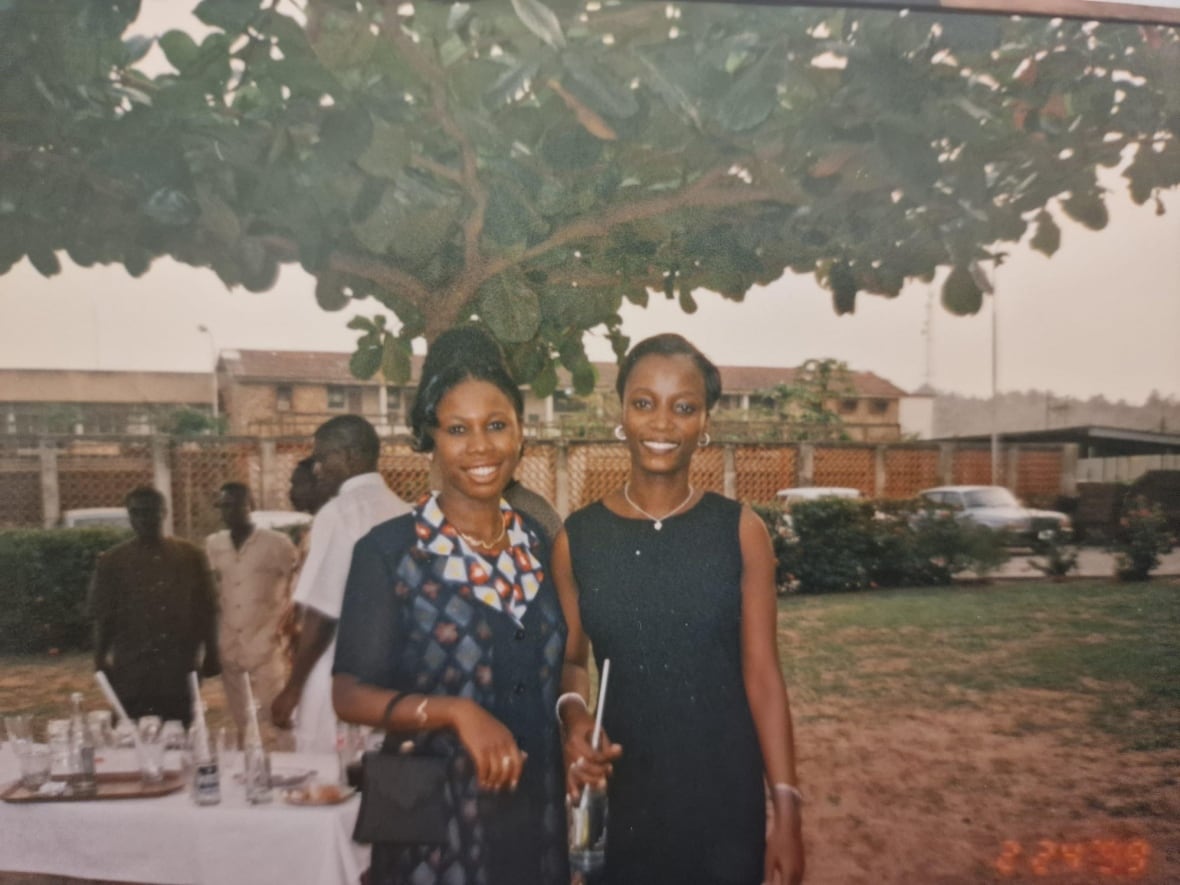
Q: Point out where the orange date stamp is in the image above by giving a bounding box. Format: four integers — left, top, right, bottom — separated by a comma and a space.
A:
994, 838, 1151, 878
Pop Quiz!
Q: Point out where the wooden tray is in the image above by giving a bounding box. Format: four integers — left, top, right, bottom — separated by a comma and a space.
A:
1, 771, 186, 803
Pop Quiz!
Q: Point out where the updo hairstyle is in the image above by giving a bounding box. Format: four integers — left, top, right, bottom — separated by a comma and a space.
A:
410, 325, 525, 453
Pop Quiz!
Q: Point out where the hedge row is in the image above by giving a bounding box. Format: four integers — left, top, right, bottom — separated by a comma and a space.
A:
0, 528, 129, 654
755, 498, 1010, 594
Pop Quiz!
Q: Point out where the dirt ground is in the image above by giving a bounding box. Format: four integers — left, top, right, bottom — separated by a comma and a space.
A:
795, 690, 1179, 884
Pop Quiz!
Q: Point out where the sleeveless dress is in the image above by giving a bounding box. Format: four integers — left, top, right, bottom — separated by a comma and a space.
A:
564, 492, 765, 885
334, 497, 569, 885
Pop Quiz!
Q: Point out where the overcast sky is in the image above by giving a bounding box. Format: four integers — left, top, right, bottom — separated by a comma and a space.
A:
0, 2, 1177, 404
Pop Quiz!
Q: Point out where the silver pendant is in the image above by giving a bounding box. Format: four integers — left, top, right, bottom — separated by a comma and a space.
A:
653, 521, 663, 531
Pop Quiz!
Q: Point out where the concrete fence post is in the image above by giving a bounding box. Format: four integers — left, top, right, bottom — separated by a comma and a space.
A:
723, 444, 737, 499
874, 446, 887, 498
1060, 443, 1079, 497
259, 439, 278, 509
938, 443, 955, 486
798, 443, 815, 487
152, 436, 174, 537
555, 442, 570, 519
39, 439, 60, 529
1006, 444, 1020, 491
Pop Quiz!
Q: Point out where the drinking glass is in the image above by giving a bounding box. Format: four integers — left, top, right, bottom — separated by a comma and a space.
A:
46, 718, 72, 776
136, 716, 165, 784
17, 743, 51, 789
4, 713, 34, 749
87, 710, 114, 748
568, 787, 608, 875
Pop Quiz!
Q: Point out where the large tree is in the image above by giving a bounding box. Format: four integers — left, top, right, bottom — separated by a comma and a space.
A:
1, 0, 1177, 393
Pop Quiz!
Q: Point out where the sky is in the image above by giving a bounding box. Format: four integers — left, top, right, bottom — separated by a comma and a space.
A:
0, 3, 1177, 404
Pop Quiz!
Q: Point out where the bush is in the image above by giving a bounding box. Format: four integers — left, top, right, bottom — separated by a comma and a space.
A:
761, 498, 1010, 594
1111, 496, 1174, 581
0, 527, 128, 654
1027, 533, 1080, 579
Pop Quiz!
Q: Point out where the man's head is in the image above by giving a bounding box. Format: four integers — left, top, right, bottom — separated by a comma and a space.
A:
289, 456, 327, 514
215, 482, 253, 532
124, 486, 166, 542
312, 415, 381, 493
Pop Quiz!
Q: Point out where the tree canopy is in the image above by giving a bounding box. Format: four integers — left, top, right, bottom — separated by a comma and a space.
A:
1, 0, 1177, 393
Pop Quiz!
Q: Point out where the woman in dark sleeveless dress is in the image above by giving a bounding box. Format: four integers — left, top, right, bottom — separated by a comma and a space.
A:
553, 333, 805, 885
333, 329, 568, 885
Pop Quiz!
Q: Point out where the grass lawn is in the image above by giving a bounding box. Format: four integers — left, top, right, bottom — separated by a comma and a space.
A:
1, 577, 1178, 883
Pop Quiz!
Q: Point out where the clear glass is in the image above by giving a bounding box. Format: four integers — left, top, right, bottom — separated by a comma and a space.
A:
137, 716, 165, 784
46, 718, 71, 776
243, 744, 273, 804
67, 693, 97, 796
568, 787, 608, 875
17, 743, 51, 789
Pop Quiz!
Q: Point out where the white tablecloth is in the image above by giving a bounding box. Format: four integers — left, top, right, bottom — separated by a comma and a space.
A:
0, 747, 369, 885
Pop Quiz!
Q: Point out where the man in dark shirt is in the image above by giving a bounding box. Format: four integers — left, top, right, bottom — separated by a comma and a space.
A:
92, 486, 220, 726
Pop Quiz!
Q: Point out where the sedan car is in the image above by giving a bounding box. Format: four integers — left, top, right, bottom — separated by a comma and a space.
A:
916, 485, 1072, 546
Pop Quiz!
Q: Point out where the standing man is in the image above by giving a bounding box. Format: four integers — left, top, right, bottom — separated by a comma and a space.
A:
205, 482, 298, 750
92, 486, 219, 726
271, 415, 409, 752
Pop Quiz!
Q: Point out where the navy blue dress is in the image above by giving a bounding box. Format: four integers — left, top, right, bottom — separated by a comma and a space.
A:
565, 493, 765, 885
335, 499, 569, 885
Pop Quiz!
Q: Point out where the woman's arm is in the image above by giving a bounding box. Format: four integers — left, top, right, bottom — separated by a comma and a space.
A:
331, 529, 524, 791
552, 528, 621, 798
738, 504, 805, 885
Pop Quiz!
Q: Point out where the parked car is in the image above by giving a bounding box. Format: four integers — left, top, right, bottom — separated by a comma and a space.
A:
916, 485, 1072, 547
61, 507, 131, 530
775, 487, 865, 532
251, 510, 313, 531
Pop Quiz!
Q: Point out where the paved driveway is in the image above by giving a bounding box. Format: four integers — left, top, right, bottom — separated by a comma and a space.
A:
994, 545, 1180, 580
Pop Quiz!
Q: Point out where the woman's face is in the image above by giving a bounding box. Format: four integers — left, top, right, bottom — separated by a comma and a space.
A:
432, 378, 523, 504
621, 353, 709, 476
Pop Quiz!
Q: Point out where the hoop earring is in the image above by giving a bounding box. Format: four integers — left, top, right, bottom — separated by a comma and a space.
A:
698, 432, 711, 448
613, 425, 626, 441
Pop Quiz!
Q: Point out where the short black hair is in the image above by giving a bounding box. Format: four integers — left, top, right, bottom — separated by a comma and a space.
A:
124, 485, 165, 508
615, 333, 722, 410
314, 415, 381, 465
218, 481, 250, 498
411, 325, 524, 453
293, 456, 316, 476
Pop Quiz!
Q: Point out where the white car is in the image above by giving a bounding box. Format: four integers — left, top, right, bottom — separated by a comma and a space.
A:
61, 507, 131, 529
775, 487, 865, 532
251, 510, 313, 531
916, 485, 1071, 546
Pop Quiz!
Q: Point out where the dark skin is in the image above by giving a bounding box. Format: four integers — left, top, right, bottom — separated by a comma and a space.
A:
554, 352, 805, 884
270, 436, 374, 731
95, 494, 220, 679
332, 379, 528, 792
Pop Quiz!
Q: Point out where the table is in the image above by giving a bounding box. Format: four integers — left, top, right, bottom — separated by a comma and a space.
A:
0, 747, 369, 885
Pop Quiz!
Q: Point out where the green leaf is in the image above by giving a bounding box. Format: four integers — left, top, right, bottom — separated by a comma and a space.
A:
510, 0, 565, 50
942, 263, 983, 315
347, 315, 376, 332
478, 275, 542, 343
316, 273, 349, 311
194, 0, 258, 33
1029, 210, 1060, 257
318, 107, 374, 164
530, 359, 558, 399
561, 53, 639, 120
678, 287, 698, 314
1061, 191, 1109, 231
159, 30, 199, 71
715, 51, 778, 133
350, 344, 382, 380
483, 60, 540, 110
357, 119, 411, 180
123, 35, 153, 64
829, 261, 857, 315
381, 334, 412, 384
27, 246, 61, 278
571, 359, 597, 396
194, 185, 241, 242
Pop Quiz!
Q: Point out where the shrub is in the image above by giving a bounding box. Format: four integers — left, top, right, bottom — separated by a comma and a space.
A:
1111, 496, 1174, 581
786, 497, 877, 593
907, 505, 1010, 580
0, 527, 128, 654
1027, 533, 1081, 579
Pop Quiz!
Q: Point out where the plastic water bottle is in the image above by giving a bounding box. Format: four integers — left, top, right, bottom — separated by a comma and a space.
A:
188, 701, 220, 806
67, 692, 97, 797
242, 706, 272, 804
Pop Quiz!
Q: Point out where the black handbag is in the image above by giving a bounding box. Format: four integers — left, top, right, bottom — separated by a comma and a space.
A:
352, 749, 451, 845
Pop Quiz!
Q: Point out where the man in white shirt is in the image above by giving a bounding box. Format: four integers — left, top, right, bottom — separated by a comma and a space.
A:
271, 415, 409, 753
206, 482, 298, 750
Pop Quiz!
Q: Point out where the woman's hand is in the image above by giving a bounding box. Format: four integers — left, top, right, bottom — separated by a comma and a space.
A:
764, 789, 805, 885
561, 703, 623, 801
449, 699, 525, 792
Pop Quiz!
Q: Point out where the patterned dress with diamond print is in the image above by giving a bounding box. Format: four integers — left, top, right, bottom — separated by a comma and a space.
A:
334, 495, 569, 885
564, 492, 766, 885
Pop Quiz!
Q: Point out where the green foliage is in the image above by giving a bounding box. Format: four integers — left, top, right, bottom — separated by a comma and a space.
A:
1112, 496, 1175, 581
0, 528, 129, 654
158, 407, 223, 436
1, 1, 1177, 375
756, 358, 853, 441
765, 497, 1010, 594
1027, 533, 1081, 578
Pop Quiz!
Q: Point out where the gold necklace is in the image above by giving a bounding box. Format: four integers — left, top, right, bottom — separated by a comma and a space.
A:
622, 482, 695, 531
455, 517, 507, 550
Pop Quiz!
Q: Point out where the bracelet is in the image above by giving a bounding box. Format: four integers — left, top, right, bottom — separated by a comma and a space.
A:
382, 692, 410, 731
773, 783, 804, 806
555, 692, 588, 723
414, 696, 429, 727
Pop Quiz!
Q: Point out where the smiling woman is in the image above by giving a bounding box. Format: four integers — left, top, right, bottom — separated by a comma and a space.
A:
330, 326, 569, 885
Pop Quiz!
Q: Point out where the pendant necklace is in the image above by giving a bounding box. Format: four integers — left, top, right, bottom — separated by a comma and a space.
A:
623, 482, 695, 531
455, 517, 507, 551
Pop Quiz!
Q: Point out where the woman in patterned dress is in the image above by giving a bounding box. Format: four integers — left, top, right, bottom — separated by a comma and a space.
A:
553, 333, 805, 885
333, 331, 569, 885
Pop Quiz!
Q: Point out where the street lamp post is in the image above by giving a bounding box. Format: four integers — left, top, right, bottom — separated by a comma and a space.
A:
197, 325, 219, 421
